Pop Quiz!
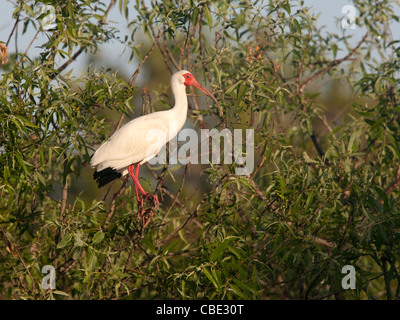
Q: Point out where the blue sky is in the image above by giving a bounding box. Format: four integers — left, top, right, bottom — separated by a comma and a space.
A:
0, 1, 398, 77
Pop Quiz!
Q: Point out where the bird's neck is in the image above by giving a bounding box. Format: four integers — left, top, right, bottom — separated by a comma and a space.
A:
169, 82, 189, 133
158, 81, 188, 140
171, 82, 188, 114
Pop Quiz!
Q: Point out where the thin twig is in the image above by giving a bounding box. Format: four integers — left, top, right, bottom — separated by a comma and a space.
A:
310, 133, 326, 159
128, 28, 162, 87
381, 256, 392, 300
157, 198, 202, 247
139, 0, 178, 73
60, 175, 68, 216
6, 5, 20, 47
56, 0, 116, 75
19, 29, 40, 63
299, 32, 369, 94
157, 179, 222, 247
114, 113, 126, 132
163, 32, 180, 70
0, 225, 37, 294
248, 175, 266, 201
57, 46, 84, 74
105, 177, 129, 225
250, 154, 267, 180
385, 163, 400, 195
156, 165, 188, 245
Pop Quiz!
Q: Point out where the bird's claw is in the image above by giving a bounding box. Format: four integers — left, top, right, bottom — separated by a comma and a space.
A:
138, 208, 154, 228
137, 194, 159, 228
146, 194, 159, 209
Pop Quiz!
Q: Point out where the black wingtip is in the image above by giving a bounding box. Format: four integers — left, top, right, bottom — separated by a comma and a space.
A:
93, 167, 122, 188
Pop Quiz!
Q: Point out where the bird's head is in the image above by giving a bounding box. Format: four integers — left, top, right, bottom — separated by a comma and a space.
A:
172, 70, 221, 112
171, 70, 192, 86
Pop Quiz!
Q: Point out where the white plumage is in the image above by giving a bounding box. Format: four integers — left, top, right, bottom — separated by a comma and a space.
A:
91, 70, 218, 188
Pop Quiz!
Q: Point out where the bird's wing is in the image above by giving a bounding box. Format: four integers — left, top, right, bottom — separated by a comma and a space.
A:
90, 113, 171, 171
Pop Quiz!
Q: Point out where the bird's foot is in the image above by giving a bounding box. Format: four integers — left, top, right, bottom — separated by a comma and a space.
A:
137, 194, 159, 228
138, 208, 154, 228
145, 193, 159, 210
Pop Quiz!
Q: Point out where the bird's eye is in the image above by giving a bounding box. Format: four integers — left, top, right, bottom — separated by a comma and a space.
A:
186, 75, 190, 78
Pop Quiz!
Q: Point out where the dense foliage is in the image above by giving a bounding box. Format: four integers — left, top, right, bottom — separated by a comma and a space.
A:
1, 0, 400, 299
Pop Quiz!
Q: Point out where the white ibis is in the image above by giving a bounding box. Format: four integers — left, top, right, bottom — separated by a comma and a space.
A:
91, 70, 220, 227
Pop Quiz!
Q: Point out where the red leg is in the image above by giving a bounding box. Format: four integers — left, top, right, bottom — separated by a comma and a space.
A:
128, 164, 145, 221
128, 164, 141, 202
135, 163, 140, 180
127, 163, 159, 228
128, 164, 147, 196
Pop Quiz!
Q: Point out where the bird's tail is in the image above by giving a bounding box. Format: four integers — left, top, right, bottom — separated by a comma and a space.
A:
93, 167, 122, 188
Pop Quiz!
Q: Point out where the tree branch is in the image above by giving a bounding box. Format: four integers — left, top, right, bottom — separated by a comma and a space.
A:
156, 165, 188, 245
128, 29, 163, 87
56, 0, 116, 75
299, 32, 369, 94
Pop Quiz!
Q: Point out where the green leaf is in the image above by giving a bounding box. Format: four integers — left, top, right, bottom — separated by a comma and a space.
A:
282, 3, 291, 14
203, 267, 220, 291
225, 80, 243, 95
331, 43, 338, 58
53, 290, 70, 297
92, 231, 105, 244
229, 283, 246, 299
293, 19, 301, 34
192, 7, 199, 26
304, 191, 315, 212
278, 175, 286, 197
204, 6, 213, 30
210, 237, 235, 262
63, 157, 75, 182
26, 274, 33, 291
57, 234, 71, 249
